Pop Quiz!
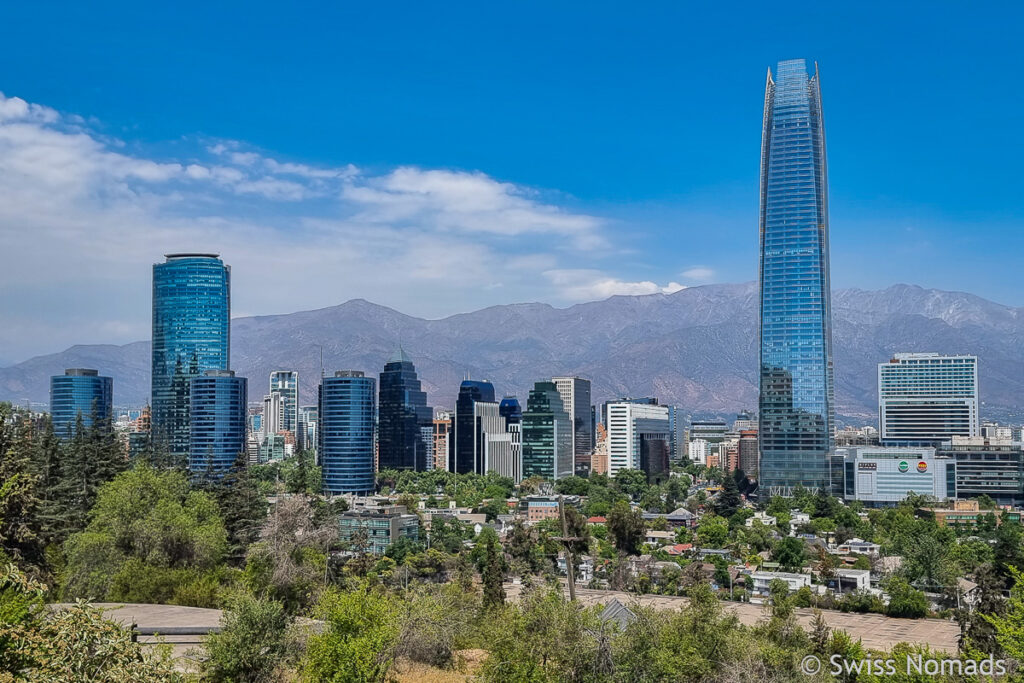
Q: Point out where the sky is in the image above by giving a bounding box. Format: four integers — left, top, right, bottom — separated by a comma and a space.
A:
0, 2, 1022, 365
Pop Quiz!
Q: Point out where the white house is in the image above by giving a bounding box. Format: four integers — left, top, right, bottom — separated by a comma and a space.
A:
749, 571, 812, 595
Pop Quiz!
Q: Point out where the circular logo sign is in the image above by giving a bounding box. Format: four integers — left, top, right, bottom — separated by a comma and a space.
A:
898, 461, 909, 473
917, 461, 928, 473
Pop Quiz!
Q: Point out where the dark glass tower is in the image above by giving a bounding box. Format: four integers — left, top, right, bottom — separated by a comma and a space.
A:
449, 380, 496, 475
319, 371, 376, 495
377, 348, 433, 471
521, 381, 572, 480
189, 370, 247, 473
499, 396, 522, 424
49, 368, 113, 437
758, 59, 835, 494
151, 254, 231, 463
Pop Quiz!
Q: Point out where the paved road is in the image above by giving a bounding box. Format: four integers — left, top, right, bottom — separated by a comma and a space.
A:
505, 584, 960, 653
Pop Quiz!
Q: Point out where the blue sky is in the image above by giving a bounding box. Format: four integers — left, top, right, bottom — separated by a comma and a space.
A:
0, 2, 1022, 364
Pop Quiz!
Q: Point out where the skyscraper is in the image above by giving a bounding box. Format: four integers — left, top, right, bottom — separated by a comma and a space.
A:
449, 380, 499, 475
758, 59, 835, 494
521, 381, 572, 480
269, 370, 299, 436
319, 370, 376, 495
878, 353, 979, 445
151, 253, 231, 461
49, 368, 113, 437
377, 349, 433, 471
551, 376, 593, 476
605, 400, 670, 477
189, 370, 247, 473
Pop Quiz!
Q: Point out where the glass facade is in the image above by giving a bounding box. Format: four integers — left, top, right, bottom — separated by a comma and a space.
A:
151, 254, 231, 463
521, 381, 572, 480
758, 59, 835, 494
878, 354, 979, 444
189, 370, 247, 473
377, 349, 433, 471
552, 376, 593, 476
319, 371, 376, 495
49, 368, 113, 437
450, 380, 496, 474
269, 370, 299, 436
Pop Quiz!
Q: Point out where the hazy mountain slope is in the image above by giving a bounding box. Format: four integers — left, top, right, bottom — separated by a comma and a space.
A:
2, 283, 1021, 422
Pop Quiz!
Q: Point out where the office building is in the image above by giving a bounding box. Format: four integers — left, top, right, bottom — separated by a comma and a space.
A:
49, 368, 113, 437
605, 401, 671, 477
262, 392, 284, 437
433, 410, 452, 471
377, 349, 433, 471
836, 446, 953, 506
299, 405, 318, 453
738, 429, 759, 475
319, 371, 376, 495
450, 380, 501, 475
188, 370, 247, 473
499, 396, 522, 424
339, 505, 420, 555
151, 253, 231, 460
878, 353, 979, 445
552, 376, 593, 476
939, 437, 1024, 506
269, 370, 299, 437
758, 59, 835, 494
521, 381, 572, 480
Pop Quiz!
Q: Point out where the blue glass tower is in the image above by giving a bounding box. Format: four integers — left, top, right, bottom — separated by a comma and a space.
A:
499, 396, 522, 424
319, 371, 376, 495
758, 59, 835, 494
49, 368, 113, 437
189, 370, 247, 473
151, 254, 231, 463
449, 379, 497, 475
378, 349, 433, 471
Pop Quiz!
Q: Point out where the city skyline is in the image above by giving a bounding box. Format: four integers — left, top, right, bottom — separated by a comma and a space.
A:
1, 5, 1023, 365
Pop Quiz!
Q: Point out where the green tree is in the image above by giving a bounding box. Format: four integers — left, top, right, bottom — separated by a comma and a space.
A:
61, 464, 227, 600
713, 475, 743, 519
886, 576, 929, 618
695, 514, 729, 549
614, 469, 649, 501
200, 452, 269, 565
201, 592, 295, 682
482, 535, 506, 610
606, 500, 644, 556
983, 566, 1024, 662
772, 537, 806, 570
303, 587, 400, 683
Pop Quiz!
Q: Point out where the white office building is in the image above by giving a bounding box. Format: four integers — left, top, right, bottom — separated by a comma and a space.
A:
836, 446, 954, 505
878, 353, 979, 444
606, 401, 671, 476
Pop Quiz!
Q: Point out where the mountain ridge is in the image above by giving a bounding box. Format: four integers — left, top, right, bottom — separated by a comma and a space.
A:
2, 282, 1022, 423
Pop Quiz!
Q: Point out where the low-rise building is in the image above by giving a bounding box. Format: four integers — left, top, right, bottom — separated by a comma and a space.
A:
833, 538, 881, 555
835, 446, 954, 505
339, 505, 420, 555
749, 571, 812, 595
926, 499, 1024, 528
827, 569, 871, 594
518, 495, 580, 523
644, 530, 675, 546
746, 511, 777, 527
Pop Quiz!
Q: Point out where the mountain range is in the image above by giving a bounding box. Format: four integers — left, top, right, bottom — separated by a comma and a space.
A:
1, 282, 1022, 423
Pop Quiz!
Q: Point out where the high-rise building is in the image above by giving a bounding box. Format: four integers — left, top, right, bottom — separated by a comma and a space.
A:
189, 370, 247, 473
378, 349, 433, 471
758, 59, 835, 494
938, 437, 1024, 506
49, 368, 113, 437
262, 392, 284, 438
269, 370, 299, 437
432, 410, 452, 471
521, 381, 572, 480
499, 396, 522, 425
450, 380, 501, 475
551, 377, 593, 476
319, 371, 376, 496
299, 405, 318, 454
151, 253, 231, 461
605, 401, 671, 478
878, 353, 979, 445
739, 430, 759, 476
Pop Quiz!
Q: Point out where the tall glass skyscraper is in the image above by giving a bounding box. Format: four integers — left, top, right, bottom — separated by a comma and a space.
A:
269, 370, 299, 435
319, 371, 376, 495
189, 370, 247, 473
377, 349, 433, 471
49, 368, 113, 437
151, 254, 231, 463
758, 59, 835, 494
521, 381, 572, 480
449, 380, 498, 475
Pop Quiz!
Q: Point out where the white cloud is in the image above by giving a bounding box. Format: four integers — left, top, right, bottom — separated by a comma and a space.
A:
681, 266, 715, 282
544, 269, 685, 300
0, 89, 650, 363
